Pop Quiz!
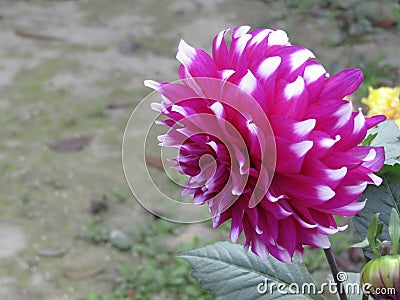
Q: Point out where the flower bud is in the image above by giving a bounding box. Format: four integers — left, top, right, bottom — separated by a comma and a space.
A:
361, 255, 400, 299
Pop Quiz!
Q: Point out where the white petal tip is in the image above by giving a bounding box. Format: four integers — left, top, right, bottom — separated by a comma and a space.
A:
150, 102, 162, 112
144, 80, 160, 90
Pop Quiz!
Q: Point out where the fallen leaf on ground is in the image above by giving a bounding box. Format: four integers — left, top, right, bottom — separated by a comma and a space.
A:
106, 102, 132, 109
118, 40, 142, 54
127, 290, 138, 300
373, 18, 397, 28
88, 195, 108, 215
51, 135, 93, 152
145, 155, 164, 169
36, 247, 69, 258
15, 29, 64, 42
63, 265, 103, 279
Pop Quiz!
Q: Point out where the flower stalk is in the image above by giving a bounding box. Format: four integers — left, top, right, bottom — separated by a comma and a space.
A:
323, 248, 348, 300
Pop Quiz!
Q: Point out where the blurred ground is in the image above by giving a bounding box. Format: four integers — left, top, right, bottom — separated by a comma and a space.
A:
0, 0, 399, 299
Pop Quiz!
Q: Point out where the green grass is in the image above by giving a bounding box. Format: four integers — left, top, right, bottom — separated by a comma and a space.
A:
83, 218, 213, 300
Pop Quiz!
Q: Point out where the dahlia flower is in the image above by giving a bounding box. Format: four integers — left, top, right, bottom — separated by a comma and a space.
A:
361, 255, 400, 299
362, 86, 400, 127
145, 26, 385, 262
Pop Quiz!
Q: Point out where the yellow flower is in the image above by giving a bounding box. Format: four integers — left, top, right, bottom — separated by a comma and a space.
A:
362, 86, 400, 127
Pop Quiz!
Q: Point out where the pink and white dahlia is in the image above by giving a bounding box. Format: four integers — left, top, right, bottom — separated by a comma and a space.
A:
145, 26, 385, 262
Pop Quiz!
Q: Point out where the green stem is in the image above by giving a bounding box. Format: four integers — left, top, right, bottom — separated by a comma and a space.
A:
323, 248, 348, 300
371, 244, 381, 258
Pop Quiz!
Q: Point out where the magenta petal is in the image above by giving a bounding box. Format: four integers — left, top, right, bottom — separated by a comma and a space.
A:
274, 76, 309, 119
261, 198, 292, 220
308, 130, 340, 159
262, 211, 279, 241
324, 151, 363, 169
278, 218, 297, 257
308, 100, 353, 134
349, 146, 385, 172
228, 34, 251, 73
246, 29, 272, 63
365, 115, 386, 129
320, 68, 363, 100
212, 29, 230, 70
303, 61, 327, 101
329, 111, 368, 152
275, 137, 313, 174
232, 25, 251, 38
318, 179, 367, 209
149, 26, 385, 263
302, 157, 347, 189
212, 209, 231, 228
273, 46, 315, 81
252, 237, 270, 260
298, 229, 331, 248
323, 200, 366, 216
144, 80, 198, 104
237, 69, 267, 111
267, 244, 291, 263
276, 174, 336, 205
270, 116, 315, 142
177, 40, 218, 78
292, 206, 319, 228
230, 206, 244, 242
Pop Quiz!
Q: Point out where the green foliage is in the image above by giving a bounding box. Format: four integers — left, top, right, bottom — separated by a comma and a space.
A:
352, 238, 369, 249
85, 219, 212, 300
353, 172, 400, 258
389, 208, 400, 255
361, 133, 378, 146
305, 226, 356, 273
79, 217, 179, 251
87, 102, 107, 119
110, 257, 211, 300
110, 187, 129, 203
180, 241, 323, 300
367, 214, 384, 257
393, 4, 400, 33
354, 121, 400, 257
329, 53, 398, 100
355, 55, 398, 99
361, 255, 400, 298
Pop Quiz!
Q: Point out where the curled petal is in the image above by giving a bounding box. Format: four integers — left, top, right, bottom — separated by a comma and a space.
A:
320, 68, 363, 100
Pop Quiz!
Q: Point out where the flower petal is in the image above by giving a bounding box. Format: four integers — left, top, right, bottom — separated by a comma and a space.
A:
320, 68, 363, 100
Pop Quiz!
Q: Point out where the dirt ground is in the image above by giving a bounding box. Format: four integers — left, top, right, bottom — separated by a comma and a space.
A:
0, 0, 399, 299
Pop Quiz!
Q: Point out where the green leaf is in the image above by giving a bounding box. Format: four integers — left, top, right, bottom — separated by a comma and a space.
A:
87, 294, 100, 300
361, 133, 378, 146
380, 164, 400, 175
110, 236, 132, 251
376, 222, 383, 238
353, 172, 400, 258
351, 237, 369, 248
369, 120, 400, 167
367, 214, 382, 258
389, 208, 400, 255
179, 241, 324, 300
